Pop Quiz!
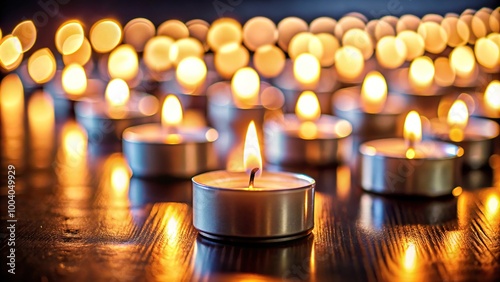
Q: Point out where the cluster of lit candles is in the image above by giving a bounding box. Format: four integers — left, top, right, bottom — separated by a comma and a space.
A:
1, 7, 500, 242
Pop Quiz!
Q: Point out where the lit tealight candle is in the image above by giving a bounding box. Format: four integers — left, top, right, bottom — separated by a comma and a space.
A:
123, 94, 219, 178
389, 56, 445, 119
472, 80, 500, 121
272, 54, 338, 114
75, 78, 158, 142
430, 99, 499, 169
207, 67, 266, 135
264, 91, 352, 166
192, 121, 315, 242
359, 111, 463, 197
332, 71, 406, 137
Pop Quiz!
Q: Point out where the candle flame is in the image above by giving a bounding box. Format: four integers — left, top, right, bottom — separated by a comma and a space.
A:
450, 46, 475, 78
293, 53, 320, 87
243, 121, 263, 179
361, 71, 387, 113
176, 56, 207, 93
105, 78, 130, 107
409, 56, 434, 90
162, 94, 183, 129
447, 100, 469, 142
108, 44, 139, 81
62, 63, 87, 96
296, 91, 321, 121
485, 80, 500, 112
231, 67, 260, 108
404, 111, 422, 150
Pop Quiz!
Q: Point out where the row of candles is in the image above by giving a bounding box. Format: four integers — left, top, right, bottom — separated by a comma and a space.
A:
1, 7, 500, 242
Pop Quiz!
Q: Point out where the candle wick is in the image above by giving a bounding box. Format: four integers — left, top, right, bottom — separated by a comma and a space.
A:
248, 167, 259, 189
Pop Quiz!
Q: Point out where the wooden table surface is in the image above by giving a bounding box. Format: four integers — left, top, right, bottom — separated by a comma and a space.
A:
1, 117, 500, 282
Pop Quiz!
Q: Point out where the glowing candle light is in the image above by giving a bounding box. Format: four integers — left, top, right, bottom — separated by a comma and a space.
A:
409, 56, 435, 90
214, 43, 249, 79
55, 20, 85, 55
231, 67, 260, 108
12, 20, 36, 52
314, 33, 339, 67
0, 35, 23, 70
168, 37, 204, 66
310, 16, 337, 34
403, 243, 417, 271
475, 37, 499, 69
158, 19, 189, 40
207, 18, 242, 52
449, 46, 476, 78
396, 31, 425, 61
90, 19, 123, 53
293, 53, 320, 88
447, 100, 468, 142
375, 36, 407, 69
123, 18, 155, 52
296, 91, 321, 139
342, 28, 373, 60
161, 95, 183, 135
62, 63, 87, 97
441, 16, 469, 47
434, 57, 456, 87
242, 17, 277, 51
361, 71, 387, 114
335, 46, 364, 80
417, 21, 448, 54
0, 74, 25, 166
243, 121, 263, 181
484, 80, 500, 114
253, 44, 286, 78
176, 56, 207, 93
63, 37, 92, 66
143, 36, 174, 72
28, 91, 55, 169
277, 17, 308, 51
27, 48, 56, 84
108, 44, 139, 81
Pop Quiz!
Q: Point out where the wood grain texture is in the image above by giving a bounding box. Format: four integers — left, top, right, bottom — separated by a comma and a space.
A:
1, 118, 500, 281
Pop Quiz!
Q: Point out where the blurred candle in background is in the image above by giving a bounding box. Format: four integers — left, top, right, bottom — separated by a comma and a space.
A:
28, 91, 55, 169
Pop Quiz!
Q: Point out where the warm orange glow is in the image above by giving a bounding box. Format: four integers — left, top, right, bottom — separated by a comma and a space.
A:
143, 36, 174, 72
207, 18, 242, 52
90, 19, 123, 53
404, 111, 422, 149
376, 36, 407, 69
55, 20, 85, 55
243, 121, 263, 181
449, 46, 475, 78
63, 37, 92, 66
397, 30, 425, 61
409, 56, 435, 89
176, 56, 207, 92
169, 37, 204, 66
447, 100, 469, 142
277, 17, 308, 51
242, 16, 277, 51
123, 18, 155, 52
110, 163, 130, 194
108, 44, 139, 81
335, 46, 364, 80
0, 35, 23, 69
441, 16, 469, 47
214, 43, 249, 79
253, 44, 286, 78
231, 67, 260, 108
452, 186, 463, 197
486, 194, 499, 220
28, 91, 55, 169
484, 80, 500, 112
315, 33, 339, 67
158, 19, 189, 40
475, 38, 499, 69
28, 48, 56, 84
361, 71, 387, 113
162, 95, 183, 129
293, 53, 320, 87
434, 57, 456, 87
0, 74, 24, 163
342, 28, 373, 60
62, 64, 87, 96
62, 121, 87, 162
12, 20, 37, 52
296, 91, 321, 121
138, 95, 159, 116
417, 21, 448, 54
105, 78, 130, 107
403, 243, 417, 271
298, 121, 318, 140
288, 32, 320, 60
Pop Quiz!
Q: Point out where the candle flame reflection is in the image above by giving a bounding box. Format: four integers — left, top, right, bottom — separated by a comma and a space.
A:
231, 67, 260, 108
404, 111, 422, 153
296, 91, 321, 139
108, 44, 139, 81
484, 80, 500, 112
1, 74, 24, 165
28, 91, 55, 169
447, 100, 469, 142
403, 242, 417, 272
361, 71, 387, 114
243, 121, 263, 179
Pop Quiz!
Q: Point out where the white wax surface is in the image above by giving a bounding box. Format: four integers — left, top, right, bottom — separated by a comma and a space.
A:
430, 117, 500, 141
266, 114, 352, 139
360, 138, 461, 159
192, 170, 315, 191
123, 123, 213, 144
